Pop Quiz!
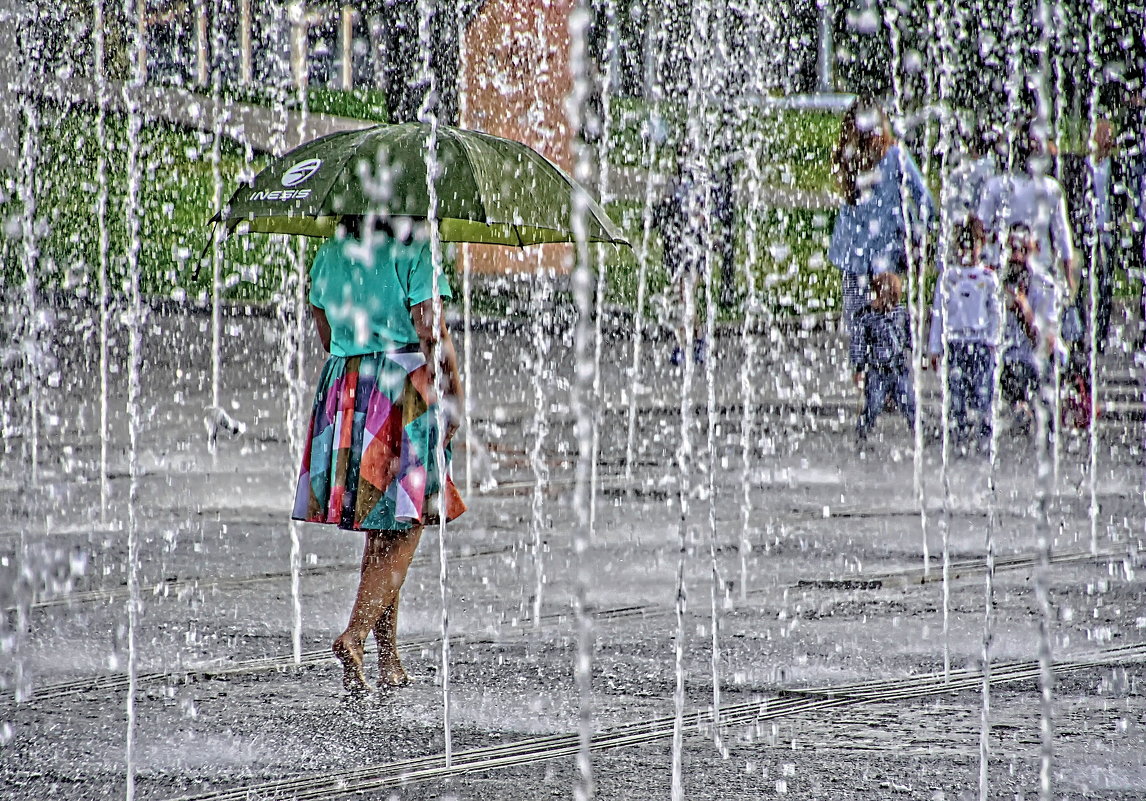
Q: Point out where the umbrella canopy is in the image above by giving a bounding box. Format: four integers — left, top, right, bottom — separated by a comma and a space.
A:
211, 122, 629, 247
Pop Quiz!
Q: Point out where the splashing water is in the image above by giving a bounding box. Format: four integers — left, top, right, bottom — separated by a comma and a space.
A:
122, 5, 147, 796
3, 3, 1145, 799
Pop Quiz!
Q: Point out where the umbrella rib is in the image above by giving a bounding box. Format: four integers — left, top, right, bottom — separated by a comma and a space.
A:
505, 138, 626, 242
453, 131, 598, 238
439, 128, 489, 223
308, 126, 386, 222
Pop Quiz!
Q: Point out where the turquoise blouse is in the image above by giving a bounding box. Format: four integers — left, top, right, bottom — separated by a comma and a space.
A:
308, 234, 453, 356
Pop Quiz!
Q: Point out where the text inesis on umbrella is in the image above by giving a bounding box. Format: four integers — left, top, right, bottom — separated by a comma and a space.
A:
250, 189, 312, 201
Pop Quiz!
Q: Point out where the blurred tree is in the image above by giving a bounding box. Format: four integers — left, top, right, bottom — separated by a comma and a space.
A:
828, 0, 1144, 130
353, 0, 466, 124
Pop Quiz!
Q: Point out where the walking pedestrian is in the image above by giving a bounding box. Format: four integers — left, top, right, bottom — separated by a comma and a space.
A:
999, 223, 1063, 436
1061, 117, 1117, 353
292, 215, 466, 693
655, 153, 709, 365
928, 217, 1001, 452
1140, 164, 1146, 335
852, 272, 916, 445
714, 159, 738, 310
977, 125, 1076, 295
1107, 84, 1146, 348
829, 103, 935, 354
942, 117, 999, 228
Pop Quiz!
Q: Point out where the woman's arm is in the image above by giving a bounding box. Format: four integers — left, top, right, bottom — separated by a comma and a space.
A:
903, 150, 936, 227
411, 298, 464, 445
985, 276, 1003, 347
311, 305, 332, 353
976, 178, 1000, 240
1007, 288, 1038, 345
1050, 182, 1077, 294
927, 281, 944, 359
848, 315, 868, 375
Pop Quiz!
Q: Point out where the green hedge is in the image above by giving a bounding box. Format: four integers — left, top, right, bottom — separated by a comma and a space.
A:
0, 102, 316, 304
1, 101, 848, 319
217, 84, 389, 125
605, 97, 841, 195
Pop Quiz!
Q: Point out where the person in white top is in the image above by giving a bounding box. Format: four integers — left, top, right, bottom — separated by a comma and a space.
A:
928, 217, 1002, 450
1139, 165, 1146, 351
977, 130, 1076, 295
942, 119, 1000, 228
946, 153, 997, 226
1140, 166, 1146, 264
1089, 120, 1115, 349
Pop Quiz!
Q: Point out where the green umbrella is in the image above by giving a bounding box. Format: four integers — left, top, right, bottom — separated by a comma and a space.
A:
211, 122, 629, 247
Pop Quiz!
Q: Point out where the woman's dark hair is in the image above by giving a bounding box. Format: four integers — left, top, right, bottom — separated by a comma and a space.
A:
1010, 118, 1050, 173
833, 103, 894, 205
952, 216, 985, 255
971, 116, 998, 158
339, 215, 397, 241
1011, 129, 1035, 172
870, 271, 903, 311
1003, 222, 1035, 285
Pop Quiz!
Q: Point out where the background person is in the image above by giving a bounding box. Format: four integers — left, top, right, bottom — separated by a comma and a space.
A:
654, 152, 710, 366
928, 217, 1001, 452
977, 125, 1076, 295
829, 103, 935, 354
1084, 118, 1116, 351
1107, 83, 1146, 347
851, 272, 915, 444
1140, 166, 1146, 345
942, 116, 1000, 228
1061, 117, 1117, 354
714, 159, 738, 310
292, 215, 466, 693
1000, 223, 1062, 436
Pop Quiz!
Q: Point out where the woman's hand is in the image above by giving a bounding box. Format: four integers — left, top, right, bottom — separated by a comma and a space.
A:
1004, 284, 1021, 310
411, 298, 465, 445
440, 396, 461, 447
1063, 258, 1077, 297
1007, 291, 1037, 344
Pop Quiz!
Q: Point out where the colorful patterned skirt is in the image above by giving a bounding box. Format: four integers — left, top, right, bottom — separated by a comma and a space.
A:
291, 349, 466, 531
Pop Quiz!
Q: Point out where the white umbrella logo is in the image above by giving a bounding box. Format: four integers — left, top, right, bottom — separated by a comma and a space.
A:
281, 158, 323, 187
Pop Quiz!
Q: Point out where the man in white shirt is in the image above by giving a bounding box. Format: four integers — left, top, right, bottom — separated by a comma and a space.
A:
943, 119, 999, 228
978, 132, 1076, 295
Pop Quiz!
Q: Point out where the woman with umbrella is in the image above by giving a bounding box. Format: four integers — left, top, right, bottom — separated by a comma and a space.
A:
213, 122, 628, 693
291, 213, 466, 692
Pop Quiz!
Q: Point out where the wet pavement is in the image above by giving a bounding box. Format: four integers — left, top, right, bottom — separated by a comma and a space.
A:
1, 296, 1145, 799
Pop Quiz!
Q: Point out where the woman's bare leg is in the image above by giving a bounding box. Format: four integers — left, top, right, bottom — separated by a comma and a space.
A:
333, 526, 423, 691
372, 598, 408, 687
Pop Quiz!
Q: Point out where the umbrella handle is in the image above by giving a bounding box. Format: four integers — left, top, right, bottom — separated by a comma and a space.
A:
191, 221, 225, 284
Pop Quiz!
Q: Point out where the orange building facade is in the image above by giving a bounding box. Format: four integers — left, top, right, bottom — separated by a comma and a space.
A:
458, 0, 576, 276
